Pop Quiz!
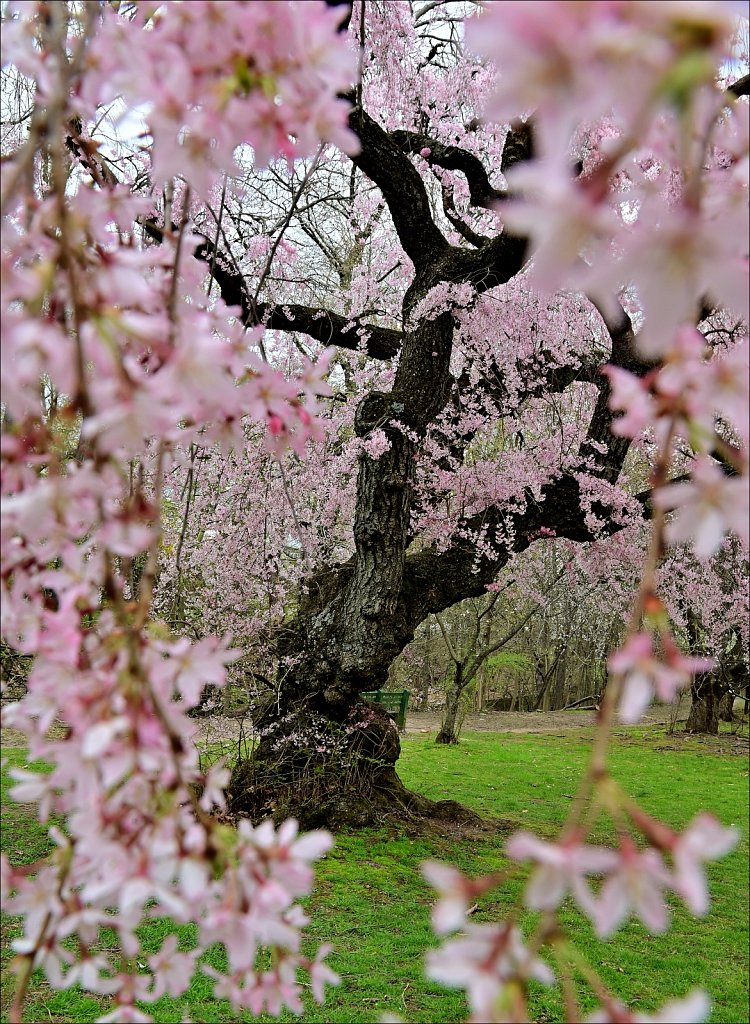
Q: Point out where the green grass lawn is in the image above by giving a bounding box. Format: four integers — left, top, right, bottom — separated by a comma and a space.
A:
2, 726, 748, 1023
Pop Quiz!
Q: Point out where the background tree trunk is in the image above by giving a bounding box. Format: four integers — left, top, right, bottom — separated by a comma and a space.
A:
719, 689, 735, 722
436, 664, 464, 744
685, 672, 726, 735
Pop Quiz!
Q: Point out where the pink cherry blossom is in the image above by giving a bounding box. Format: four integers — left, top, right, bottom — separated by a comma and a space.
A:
506, 830, 617, 917
146, 934, 198, 1001
421, 861, 477, 934
501, 157, 620, 296
652, 456, 750, 558
96, 1005, 153, 1024
83, 1, 359, 194
8, 768, 57, 823
45, 952, 121, 996
622, 200, 749, 360
706, 339, 749, 447
672, 814, 739, 916
594, 841, 673, 937
309, 944, 340, 1003
198, 762, 230, 813
426, 922, 554, 1024
601, 366, 656, 439
609, 631, 713, 724
586, 988, 711, 1023
297, 350, 335, 406
361, 428, 392, 461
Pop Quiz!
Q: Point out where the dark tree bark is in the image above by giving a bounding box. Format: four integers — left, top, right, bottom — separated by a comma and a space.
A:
533, 646, 564, 711
718, 689, 735, 723
684, 619, 746, 735
719, 649, 749, 722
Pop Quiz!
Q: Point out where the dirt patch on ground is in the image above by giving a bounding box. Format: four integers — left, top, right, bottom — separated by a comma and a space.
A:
404, 707, 748, 755
1, 721, 67, 748
391, 813, 516, 844
402, 705, 688, 735
191, 703, 695, 746
652, 731, 750, 756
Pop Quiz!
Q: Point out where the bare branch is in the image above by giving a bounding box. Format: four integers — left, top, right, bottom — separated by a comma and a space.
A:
435, 611, 461, 664
144, 223, 403, 359
727, 72, 750, 98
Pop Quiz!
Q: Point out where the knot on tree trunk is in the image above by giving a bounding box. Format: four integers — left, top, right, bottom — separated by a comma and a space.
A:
355, 390, 393, 436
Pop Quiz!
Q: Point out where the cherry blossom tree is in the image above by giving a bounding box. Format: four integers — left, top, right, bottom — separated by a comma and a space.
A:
2, 1, 748, 1022
141, 0, 749, 820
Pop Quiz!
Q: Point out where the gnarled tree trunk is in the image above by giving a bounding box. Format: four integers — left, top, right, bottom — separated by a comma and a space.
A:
684, 621, 747, 735
719, 659, 749, 722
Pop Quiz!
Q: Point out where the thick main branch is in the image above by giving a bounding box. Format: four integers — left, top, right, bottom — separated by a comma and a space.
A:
348, 103, 451, 268
194, 236, 402, 359
391, 129, 505, 208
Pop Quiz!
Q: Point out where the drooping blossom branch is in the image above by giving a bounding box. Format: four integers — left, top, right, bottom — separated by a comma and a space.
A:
1, 2, 357, 1021
422, 4, 747, 1022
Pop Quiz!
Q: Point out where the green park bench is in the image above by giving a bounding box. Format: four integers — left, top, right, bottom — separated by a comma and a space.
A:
361, 689, 411, 731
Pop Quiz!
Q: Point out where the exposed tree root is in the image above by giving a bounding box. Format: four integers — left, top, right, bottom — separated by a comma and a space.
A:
226, 757, 482, 830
